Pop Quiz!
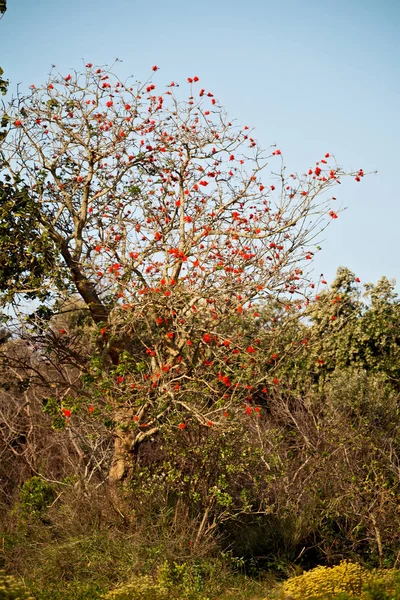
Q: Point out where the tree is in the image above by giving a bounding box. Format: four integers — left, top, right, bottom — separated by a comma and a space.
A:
0, 64, 364, 488
0, 1, 8, 95
285, 268, 400, 390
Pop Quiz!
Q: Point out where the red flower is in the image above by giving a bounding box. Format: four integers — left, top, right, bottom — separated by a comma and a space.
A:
106, 101, 113, 107
223, 411, 229, 417
14, 120, 22, 127
117, 376, 124, 383
203, 333, 211, 343
167, 332, 174, 338
178, 422, 186, 429
60, 329, 67, 335
88, 405, 95, 413
193, 76, 199, 82
273, 378, 279, 385
206, 420, 213, 427
62, 408, 71, 418
355, 277, 361, 283
64, 74, 72, 81
152, 65, 159, 71
187, 77, 193, 83
329, 211, 338, 219
86, 63, 93, 68
245, 406, 252, 415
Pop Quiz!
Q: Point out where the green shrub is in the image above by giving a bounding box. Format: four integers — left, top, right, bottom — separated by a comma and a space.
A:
360, 568, 400, 600
0, 570, 35, 599
18, 477, 55, 518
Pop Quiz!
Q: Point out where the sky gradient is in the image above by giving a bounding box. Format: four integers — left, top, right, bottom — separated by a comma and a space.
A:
1, 0, 399, 289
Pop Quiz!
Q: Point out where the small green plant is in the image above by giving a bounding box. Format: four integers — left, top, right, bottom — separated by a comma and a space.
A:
0, 570, 35, 599
18, 477, 55, 518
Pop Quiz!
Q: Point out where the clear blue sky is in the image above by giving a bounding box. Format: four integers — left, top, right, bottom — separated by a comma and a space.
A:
1, 0, 399, 289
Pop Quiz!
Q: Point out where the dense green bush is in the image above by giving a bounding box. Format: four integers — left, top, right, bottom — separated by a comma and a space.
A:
18, 477, 56, 519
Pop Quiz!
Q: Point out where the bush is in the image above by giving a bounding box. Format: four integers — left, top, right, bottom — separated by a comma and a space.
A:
0, 570, 35, 599
102, 576, 170, 600
360, 568, 400, 600
282, 561, 369, 599
18, 477, 55, 519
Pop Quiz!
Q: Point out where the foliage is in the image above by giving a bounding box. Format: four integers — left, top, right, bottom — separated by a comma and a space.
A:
0, 67, 8, 96
0, 570, 35, 600
0, 62, 365, 489
0, 180, 61, 303
279, 565, 400, 600
0, 2, 8, 96
18, 476, 56, 519
3, 58, 400, 600
102, 576, 170, 600
282, 561, 370, 599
